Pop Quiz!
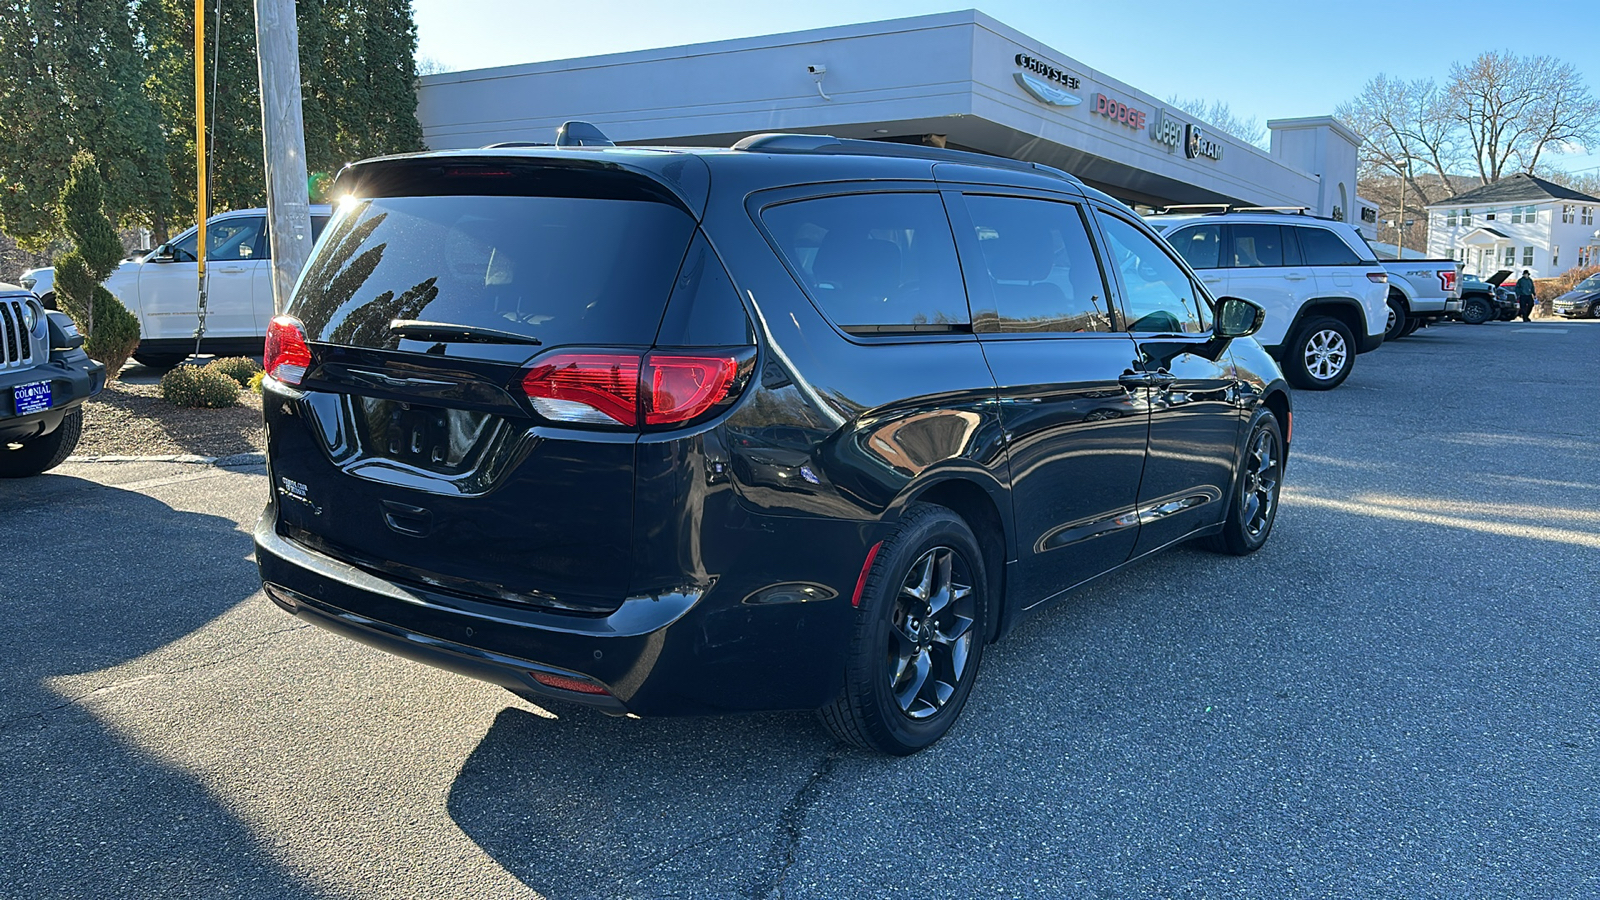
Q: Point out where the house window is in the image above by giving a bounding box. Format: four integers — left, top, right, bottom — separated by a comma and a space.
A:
1456, 248, 1465, 262
1462, 209, 1473, 225
1563, 205, 1575, 223
1509, 208, 1520, 224
1503, 246, 1516, 266
1581, 247, 1593, 268
1523, 246, 1534, 266
1446, 209, 1457, 226
1526, 205, 1539, 222
1584, 207, 1595, 226
1553, 245, 1560, 267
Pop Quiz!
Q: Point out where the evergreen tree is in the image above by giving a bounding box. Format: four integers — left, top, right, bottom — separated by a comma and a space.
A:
53, 153, 141, 378
0, 0, 169, 248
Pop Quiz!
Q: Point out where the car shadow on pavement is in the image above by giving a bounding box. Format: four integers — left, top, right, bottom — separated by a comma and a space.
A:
0, 472, 323, 899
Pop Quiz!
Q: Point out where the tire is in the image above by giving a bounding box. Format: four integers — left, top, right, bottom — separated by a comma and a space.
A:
0, 408, 83, 477
132, 352, 188, 369
1591, 304, 1600, 320
1384, 297, 1408, 341
1401, 317, 1422, 337
819, 502, 988, 755
1282, 316, 1355, 391
1205, 409, 1284, 556
1461, 297, 1492, 325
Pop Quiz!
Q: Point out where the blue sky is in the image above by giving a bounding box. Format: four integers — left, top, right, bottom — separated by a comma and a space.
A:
411, 0, 1600, 174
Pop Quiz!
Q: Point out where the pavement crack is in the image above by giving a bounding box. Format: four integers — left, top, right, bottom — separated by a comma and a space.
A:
750, 748, 844, 900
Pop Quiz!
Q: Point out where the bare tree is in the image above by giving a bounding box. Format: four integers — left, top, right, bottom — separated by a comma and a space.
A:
1165, 96, 1267, 148
1335, 74, 1460, 207
1447, 51, 1600, 184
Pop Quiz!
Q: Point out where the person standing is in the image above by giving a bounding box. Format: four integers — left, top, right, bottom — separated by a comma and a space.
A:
1515, 269, 1536, 322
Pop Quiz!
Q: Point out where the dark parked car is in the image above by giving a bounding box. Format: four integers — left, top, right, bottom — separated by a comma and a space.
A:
254, 128, 1292, 754
1552, 273, 1600, 318
1456, 270, 1517, 324
1, 284, 105, 477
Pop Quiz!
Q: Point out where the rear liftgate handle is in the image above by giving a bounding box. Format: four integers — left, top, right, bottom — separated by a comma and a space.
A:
381, 500, 434, 537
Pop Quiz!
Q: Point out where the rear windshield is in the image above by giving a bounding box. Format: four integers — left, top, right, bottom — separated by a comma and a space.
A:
290, 195, 696, 349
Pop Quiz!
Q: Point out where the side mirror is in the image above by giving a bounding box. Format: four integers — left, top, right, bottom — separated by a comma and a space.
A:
150, 244, 176, 263
1214, 296, 1265, 339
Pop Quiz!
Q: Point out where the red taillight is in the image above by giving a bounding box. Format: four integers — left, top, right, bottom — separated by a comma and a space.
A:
530, 671, 611, 695
264, 316, 312, 385
644, 353, 741, 425
520, 349, 747, 429
521, 352, 641, 426
1366, 272, 1388, 283
1438, 270, 1457, 292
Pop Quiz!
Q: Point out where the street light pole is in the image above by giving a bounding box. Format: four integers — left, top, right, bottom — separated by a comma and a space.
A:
254, 0, 313, 316
1396, 158, 1409, 261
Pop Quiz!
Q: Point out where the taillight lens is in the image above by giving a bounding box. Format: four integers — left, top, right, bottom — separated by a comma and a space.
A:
644, 353, 741, 425
520, 349, 750, 429
1438, 270, 1457, 292
264, 316, 312, 385
1366, 272, 1388, 283
522, 352, 641, 426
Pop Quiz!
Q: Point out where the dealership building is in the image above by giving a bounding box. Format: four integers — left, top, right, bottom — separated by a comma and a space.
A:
416, 10, 1365, 225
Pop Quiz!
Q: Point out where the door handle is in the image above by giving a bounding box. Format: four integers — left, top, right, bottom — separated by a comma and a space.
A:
381, 500, 434, 537
1148, 369, 1179, 386
1118, 371, 1152, 388
214, 266, 247, 274
1284, 273, 1308, 281
1200, 276, 1224, 284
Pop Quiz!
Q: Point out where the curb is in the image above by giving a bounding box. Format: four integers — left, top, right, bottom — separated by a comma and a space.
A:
66, 451, 266, 467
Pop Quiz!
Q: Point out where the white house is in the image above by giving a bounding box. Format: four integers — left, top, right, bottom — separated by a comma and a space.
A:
1425, 173, 1600, 278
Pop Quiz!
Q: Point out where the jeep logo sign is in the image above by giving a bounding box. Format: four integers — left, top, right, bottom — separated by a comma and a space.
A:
1185, 124, 1224, 161
1149, 108, 1183, 153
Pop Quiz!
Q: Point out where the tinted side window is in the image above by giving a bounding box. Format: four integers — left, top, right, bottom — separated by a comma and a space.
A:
1229, 224, 1287, 268
961, 195, 1112, 333
655, 232, 754, 347
761, 193, 969, 333
171, 217, 265, 262
1097, 213, 1208, 334
1168, 224, 1222, 270
1296, 226, 1362, 265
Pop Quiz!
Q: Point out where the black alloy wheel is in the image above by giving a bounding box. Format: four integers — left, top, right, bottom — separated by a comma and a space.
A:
1461, 297, 1492, 325
820, 502, 988, 755
1206, 409, 1284, 556
1283, 316, 1354, 391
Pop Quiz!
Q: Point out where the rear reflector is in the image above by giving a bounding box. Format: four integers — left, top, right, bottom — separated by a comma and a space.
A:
531, 671, 611, 695
1366, 272, 1388, 283
264, 316, 312, 385
522, 352, 641, 426
851, 541, 883, 608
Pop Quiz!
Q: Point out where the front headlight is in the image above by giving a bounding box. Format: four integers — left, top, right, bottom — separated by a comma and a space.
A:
21, 301, 38, 332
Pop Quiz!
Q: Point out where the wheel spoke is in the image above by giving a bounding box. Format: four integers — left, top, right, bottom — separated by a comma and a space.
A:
932, 613, 973, 646
894, 649, 931, 713
1241, 493, 1261, 528
902, 553, 934, 602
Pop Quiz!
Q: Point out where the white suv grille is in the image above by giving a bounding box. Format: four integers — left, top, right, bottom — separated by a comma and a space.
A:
0, 299, 35, 368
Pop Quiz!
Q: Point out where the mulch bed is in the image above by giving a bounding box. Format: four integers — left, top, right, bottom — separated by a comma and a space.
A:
76, 380, 264, 458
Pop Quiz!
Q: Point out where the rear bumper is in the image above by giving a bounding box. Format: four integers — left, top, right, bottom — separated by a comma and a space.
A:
0, 358, 105, 443
254, 511, 855, 716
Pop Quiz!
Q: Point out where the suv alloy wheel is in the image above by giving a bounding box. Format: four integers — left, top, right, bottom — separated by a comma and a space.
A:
1461, 297, 1492, 325
1284, 316, 1354, 390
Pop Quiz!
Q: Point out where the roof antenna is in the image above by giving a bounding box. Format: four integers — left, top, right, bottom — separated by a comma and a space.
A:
554, 121, 614, 147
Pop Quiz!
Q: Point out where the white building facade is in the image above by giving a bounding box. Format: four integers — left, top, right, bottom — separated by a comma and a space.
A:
1424, 173, 1600, 278
415, 10, 1359, 217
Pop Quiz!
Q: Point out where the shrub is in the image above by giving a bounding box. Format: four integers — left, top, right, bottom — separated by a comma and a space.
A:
208, 356, 263, 388
51, 153, 140, 381
160, 364, 241, 408
248, 370, 265, 394
82, 286, 140, 377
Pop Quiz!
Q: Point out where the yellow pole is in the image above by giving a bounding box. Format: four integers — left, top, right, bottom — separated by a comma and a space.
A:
193, 0, 208, 357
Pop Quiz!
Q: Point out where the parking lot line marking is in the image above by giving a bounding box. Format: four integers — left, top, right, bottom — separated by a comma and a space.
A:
116, 470, 234, 491
1512, 328, 1568, 333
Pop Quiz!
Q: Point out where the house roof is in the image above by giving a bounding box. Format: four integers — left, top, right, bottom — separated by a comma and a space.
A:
1434, 172, 1600, 207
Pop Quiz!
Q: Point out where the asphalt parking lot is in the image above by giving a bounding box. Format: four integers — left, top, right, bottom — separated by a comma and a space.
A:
2, 319, 1596, 899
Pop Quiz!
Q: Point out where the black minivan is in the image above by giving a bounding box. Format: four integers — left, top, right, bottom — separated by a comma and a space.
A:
256, 130, 1292, 755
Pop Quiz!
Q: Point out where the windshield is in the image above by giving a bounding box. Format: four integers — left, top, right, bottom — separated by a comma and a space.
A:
1575, 274, 1600, 292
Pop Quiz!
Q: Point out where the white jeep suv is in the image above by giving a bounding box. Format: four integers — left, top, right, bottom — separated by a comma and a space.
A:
1145, 209, 1387, 390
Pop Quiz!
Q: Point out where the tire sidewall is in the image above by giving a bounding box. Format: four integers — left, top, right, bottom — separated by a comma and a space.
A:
1385, 298, 1407, 341
1463, 298, 1490, 324
1224, 410, 1283, 554
848, 507, 988, 754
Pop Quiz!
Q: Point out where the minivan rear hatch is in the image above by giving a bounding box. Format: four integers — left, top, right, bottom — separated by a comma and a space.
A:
267, 158, 702, 614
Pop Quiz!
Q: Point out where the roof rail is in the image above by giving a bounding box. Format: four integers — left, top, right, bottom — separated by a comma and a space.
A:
1159, 204, 1232, 214
730, 133, 1079, 184
1234, 206, 1310, 215
483, 141, 553, 148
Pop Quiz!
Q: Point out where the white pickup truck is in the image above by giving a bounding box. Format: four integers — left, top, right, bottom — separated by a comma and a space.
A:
1380, 258, 1462, 340
20, 206, 330, 367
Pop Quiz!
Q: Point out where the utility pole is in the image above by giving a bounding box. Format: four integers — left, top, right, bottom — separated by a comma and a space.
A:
253, 0, 312, 315
1396, 158, 1409, 261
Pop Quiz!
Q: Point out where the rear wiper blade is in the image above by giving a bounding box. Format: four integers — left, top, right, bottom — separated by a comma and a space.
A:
388, 319, 542, 346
